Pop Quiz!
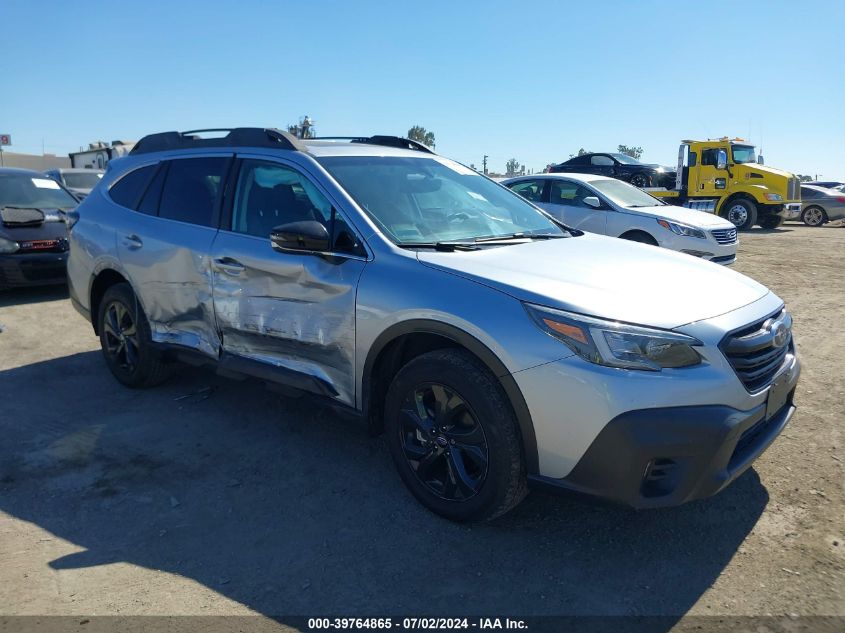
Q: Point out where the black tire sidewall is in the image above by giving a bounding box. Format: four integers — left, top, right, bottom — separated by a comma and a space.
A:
724, 198, 757, 230
630, 173, 650, 188
97, 283, 158, 388
384, 350, 524, 522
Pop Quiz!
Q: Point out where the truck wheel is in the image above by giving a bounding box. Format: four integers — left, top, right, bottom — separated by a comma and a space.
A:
384, 349, 527, 522
98, 283, 173, 388
629, 173, 651, 188
759, 214, 785, 229
801, 206, 827, 227
724, 199, 758, 230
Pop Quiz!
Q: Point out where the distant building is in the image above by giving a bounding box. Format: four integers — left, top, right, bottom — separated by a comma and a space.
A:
0, 151, 70, 171
69, 140, 135, 169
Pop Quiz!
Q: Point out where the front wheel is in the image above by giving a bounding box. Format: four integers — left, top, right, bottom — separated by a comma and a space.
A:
801, 206, 827, 227
98, 283, 173, 388
384, 349, 527, 522
629, 173, 651, 188
724, 198, 758, 231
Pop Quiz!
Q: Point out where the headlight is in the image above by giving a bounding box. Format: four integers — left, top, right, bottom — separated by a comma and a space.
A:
525, 304, 703, 371
657, 219, 706, 239
764, 193, 783, 201
0, 236, 20, 254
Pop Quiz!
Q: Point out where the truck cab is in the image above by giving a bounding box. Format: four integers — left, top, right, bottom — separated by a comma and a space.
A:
650, 138, 802, 230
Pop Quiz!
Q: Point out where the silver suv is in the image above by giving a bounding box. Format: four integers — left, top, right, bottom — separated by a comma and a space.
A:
67, 128, 801, 521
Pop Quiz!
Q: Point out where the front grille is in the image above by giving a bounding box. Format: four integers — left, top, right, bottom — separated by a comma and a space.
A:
787, 177, 800, 201
711, 228, 738, 244
720, 309, 793, 392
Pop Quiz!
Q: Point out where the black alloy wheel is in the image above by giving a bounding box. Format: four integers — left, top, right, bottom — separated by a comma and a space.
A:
102, 299, 140, 372
630, 173, 651, 188
398, 383, 489, 501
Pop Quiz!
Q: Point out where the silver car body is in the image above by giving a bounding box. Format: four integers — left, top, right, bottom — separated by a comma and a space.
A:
800, 184, 845, 223
67, 137, 800, 504
503, 173, 739, 264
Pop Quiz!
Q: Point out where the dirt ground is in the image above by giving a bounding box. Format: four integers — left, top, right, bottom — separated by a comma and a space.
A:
0, 223, 842, 627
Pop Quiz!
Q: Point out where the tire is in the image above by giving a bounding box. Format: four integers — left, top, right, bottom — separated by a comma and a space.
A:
620, 231, 658, 246
97, 283, 173, 388
758, 214, 785, 229
723, 198, 758, 230
801, 206, 827, 227
629, 173, 651, 188
384, 349, 527, 522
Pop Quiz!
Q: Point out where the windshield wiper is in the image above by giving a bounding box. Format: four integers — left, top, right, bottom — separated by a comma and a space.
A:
397, 241, 481, 252
473, 232, 567, 243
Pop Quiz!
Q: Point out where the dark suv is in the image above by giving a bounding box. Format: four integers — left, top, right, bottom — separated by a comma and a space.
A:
549, 153, 676, 189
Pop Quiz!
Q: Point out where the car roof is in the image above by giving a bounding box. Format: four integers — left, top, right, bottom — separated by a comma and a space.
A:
0, 167, 52, 178
49, 168, 105, 174
802, 184, 839, 194
503, 173, 612, 184
300, 140, 433, 158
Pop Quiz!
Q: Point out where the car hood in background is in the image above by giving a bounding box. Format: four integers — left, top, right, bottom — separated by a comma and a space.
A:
616, 204, 735, 228
0, 208, 69, 242
417, 234, 767, 329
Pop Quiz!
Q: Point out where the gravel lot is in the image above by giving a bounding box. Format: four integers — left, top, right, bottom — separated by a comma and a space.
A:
0, 223, 842, 626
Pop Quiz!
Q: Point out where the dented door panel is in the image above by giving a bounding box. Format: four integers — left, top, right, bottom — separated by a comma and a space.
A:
210, 231, 365, 405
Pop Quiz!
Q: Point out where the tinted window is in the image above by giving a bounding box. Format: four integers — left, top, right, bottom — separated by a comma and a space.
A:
0, 172, 79, 209
701, 149, 724, 167
591, 155, 614, 166
800, 187, 817, 199
137, 164, 167, 215
688, 152, 698, 167
109, 165, 156, 209
550, 180, 594, 207
566, 155, 589, 165
158, 157, 228, 226
231, 160, 365, 256
508, 179, 546, 203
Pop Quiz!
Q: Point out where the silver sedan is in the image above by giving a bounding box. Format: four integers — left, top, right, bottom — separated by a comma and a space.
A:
800, 185, 845, 226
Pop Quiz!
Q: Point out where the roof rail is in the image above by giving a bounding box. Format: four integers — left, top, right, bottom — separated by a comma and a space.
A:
310, 136, 435, 154
130, 127, 305, 155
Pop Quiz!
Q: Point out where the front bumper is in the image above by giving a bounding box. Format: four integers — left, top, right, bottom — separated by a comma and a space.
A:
778, 203, 801, 219
530, 395, 796, 508
0, 251, 68, 289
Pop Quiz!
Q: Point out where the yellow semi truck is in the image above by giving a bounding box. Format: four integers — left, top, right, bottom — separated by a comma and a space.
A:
649, 138, 801, 230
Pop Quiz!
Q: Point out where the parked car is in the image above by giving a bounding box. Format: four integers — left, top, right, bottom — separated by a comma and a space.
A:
806, 181, 844, 189
548, 152, 676, 189
67, 128, 800, 521
503, 173, 739, 264
799, 185, 845, 226
0, 168, 77, 290
45, 168, 104, 200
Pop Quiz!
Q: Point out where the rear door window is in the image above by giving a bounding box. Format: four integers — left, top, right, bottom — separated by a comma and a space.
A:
507, 179, 547, 203
158, 157, 229, 227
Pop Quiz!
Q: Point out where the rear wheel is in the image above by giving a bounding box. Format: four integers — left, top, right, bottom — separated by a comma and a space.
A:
384, 349, 527, 522
98, 283, 172, 388
758, 214, 785, 229
724, 198, 758, 231
801, 206, 827, 227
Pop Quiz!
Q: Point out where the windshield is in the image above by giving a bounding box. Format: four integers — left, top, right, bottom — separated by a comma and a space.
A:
62, 172, 102, 189
589, 178, 664, 208
0, 173, 78, 209
610, 153, 642, 165
318, 156, 565, 244
731, 145, 757, 164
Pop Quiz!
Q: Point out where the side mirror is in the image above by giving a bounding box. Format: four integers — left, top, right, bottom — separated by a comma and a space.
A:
757, 154, 764, 165
270, 220, 330, 254
716, 150, 728, 170
583, 196, 602, 209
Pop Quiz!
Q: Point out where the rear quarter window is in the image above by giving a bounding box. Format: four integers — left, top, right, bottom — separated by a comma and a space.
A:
109, 165, 156, 209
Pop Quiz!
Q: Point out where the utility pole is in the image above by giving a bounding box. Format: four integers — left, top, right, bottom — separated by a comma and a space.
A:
482, 154, 488, 175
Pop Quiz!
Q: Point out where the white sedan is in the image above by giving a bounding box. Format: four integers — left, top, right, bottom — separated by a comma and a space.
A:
502, 173, 739, 265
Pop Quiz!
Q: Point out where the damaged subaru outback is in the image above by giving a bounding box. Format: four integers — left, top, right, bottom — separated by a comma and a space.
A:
67, 128, 800, 521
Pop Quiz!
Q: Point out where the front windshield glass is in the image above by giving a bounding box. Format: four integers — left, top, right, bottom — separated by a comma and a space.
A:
610, 153, 641, 165
731, 145, 757, 164
0, 173, 78, 209
63, 172, 103, 189
589, 178, 664, 208
319, 156, 565, 244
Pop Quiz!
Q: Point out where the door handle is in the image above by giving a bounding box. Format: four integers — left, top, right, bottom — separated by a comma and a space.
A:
213, 257, 245, 275
122, 234, 143, 250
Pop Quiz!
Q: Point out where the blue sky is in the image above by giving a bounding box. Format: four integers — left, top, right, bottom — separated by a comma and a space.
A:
2, 0, 843, 178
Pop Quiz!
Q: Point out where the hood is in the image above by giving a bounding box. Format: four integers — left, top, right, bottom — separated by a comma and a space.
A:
0, 208, 69, 243
417, 234, 768, 329
741, 163, 794, 179
619, 204, 734, 228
